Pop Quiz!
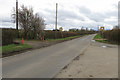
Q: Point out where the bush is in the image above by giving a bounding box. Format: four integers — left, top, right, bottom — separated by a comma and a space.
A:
2, 28, 17, 46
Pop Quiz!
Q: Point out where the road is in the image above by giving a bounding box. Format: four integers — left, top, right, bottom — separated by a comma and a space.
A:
55, 40, 118, 78
3, 34, 95, 78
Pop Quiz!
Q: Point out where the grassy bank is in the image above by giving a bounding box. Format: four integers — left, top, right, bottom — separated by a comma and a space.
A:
94, 34, 103, 39
94, 34, 108, 43
46, 35, 83, 41
2, 44, 32, 54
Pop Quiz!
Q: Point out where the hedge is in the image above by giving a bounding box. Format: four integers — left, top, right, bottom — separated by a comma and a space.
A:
44, 31, 78, 39
102, 29, 120, 44
1, 28, 96, 45
18, 30, 96, 40
2, 28, 17, 46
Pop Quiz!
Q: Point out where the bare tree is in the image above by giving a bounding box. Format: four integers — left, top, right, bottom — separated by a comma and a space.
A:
18, 5, 33, 38
31, 13, 45, 39
12, 5, 45, 39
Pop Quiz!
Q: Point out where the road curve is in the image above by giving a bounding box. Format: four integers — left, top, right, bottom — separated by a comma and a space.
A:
3, 34, 95, 78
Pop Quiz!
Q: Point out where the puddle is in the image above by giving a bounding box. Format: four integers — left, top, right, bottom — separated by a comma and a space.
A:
91, 40, 95, 42
101, 46, 107, 48
101, 45, 117, 48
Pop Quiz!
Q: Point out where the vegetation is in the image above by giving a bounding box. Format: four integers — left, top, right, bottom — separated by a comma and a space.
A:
102, 29, 120, 44
45, 30, 78, 39
2, 28, 17, 45
10, 4, 96, 41
12, 5, 45, 40
95, 39, 108, 43
2, 4, 97, 55
94, 34, 108, 43
45, 29, 96, 40
2, 28, 95, 45
46, 35, 82, 41
94, 28, 120, 44
59, 27, 63, 31
94, 34, 103, 39
69, 28, 96, 35
2, 44, 32, 54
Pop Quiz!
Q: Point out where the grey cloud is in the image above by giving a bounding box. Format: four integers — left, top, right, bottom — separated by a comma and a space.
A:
58, 9, 85, 21
79, 6, 117, 23
0, 17, 12, 23
104, 20, 117, 26
39, 7, 86, 27
0, 17, 15, 28
79, 6, 91, 14
0, 21, 15, 28
39, 7, 113, 30
44, 8, 55, 14
38, 10, 55, 25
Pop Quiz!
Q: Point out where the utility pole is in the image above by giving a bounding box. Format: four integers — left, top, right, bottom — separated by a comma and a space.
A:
55, 3, 58, 30
16, 0, 18, 30
55, 3, 58, 39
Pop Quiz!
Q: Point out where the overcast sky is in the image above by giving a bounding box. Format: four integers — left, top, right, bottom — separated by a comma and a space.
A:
0, 0, 118, 30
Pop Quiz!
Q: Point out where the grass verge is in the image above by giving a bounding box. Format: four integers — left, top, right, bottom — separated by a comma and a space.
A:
2, 44, 32, 54
94, 34, 103, 39
95, 39, 108, 43
46, 35, 83, 41
94, 34, 109, 43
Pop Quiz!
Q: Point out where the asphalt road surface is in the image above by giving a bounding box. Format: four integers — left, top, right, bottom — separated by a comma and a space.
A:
3, 34, 95, 78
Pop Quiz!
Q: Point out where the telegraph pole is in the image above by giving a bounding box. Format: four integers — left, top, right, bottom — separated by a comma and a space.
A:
55, 3, 58, 30
55, 3, 58, 39
16, 0, 18, 30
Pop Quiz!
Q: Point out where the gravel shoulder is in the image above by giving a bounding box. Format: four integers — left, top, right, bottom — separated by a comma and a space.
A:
55, 41, 118, 78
